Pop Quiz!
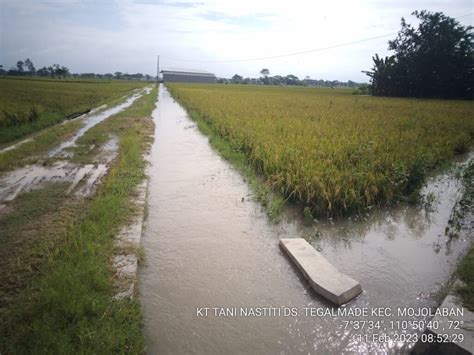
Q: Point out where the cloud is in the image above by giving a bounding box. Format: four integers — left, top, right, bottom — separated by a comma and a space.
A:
1, 0, 472, 81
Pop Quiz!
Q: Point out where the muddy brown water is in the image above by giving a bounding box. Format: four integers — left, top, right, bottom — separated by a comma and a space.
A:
140, 85, 472, 354
0, 137, 118, 204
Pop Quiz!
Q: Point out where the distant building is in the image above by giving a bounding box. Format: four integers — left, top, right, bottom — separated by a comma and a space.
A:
160, 68, 216, 84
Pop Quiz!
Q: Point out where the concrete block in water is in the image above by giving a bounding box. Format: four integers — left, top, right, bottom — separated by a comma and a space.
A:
279, 238, 362, 305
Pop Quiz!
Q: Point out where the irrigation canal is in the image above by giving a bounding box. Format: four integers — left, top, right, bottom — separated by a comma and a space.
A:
139, 85, 472, 354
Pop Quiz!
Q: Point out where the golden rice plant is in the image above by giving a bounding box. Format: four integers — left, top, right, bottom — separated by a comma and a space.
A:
0, 78, 146, 127
0, 77, 147, 143
168, 83, 473, 216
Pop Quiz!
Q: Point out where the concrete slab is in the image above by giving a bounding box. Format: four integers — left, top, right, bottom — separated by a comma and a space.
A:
279, 238, 362, 305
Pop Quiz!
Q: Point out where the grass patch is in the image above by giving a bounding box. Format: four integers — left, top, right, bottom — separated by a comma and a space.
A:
457, 248, 474, 311
69, 121, 111, 165
0, 183, 79, 308
0, 118, 83, 173
1, 111, 79, 146
0, 87, 156, 353
455, 160, 474, 310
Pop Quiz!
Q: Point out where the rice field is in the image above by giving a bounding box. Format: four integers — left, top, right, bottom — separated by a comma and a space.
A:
0, 77, 147, 144
167, 84, 474, 216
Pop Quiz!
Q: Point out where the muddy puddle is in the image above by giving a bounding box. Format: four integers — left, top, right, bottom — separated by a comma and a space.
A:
0, 137, 117, 206
0, 87, 153, 207
140, 85, 472, 354
49, 87, 151, 157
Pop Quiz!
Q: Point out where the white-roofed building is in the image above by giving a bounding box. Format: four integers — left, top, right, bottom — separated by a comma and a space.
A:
160, 68, 216, 83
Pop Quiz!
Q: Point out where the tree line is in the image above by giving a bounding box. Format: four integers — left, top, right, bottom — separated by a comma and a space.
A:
218, 70, 364, 88
220, 10, 472, 98
0, 59, 155, 81
365, 10, 473, 99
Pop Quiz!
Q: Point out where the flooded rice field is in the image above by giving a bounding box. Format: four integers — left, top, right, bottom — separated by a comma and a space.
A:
0, 137, 117, 205
49, 88, 150, 157
0, 88, 151, 208
140, 86, 472, 354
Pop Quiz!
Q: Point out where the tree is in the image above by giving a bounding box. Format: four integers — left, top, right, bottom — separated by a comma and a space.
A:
231, 74, 243, 84
46, 66, 54, 78
363, 54, 397, 96
284, 74, 299, 85
37, 66, 50, 77
59, 66, 70, 78
365, 10, 473, 99
24, 58, 35, 75
53, 64, 60, 78
271, 75, 284, 85
260, 68, 270, 84
16, 61, 24, 74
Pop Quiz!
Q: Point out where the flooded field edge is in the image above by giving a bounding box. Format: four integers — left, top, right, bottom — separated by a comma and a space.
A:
139, 85, 473, 353
113, 105, 156, 299
0, 88, 151, 206
167, 89, 287, 221
0, 86, 157, 354
169, 80, 474, 316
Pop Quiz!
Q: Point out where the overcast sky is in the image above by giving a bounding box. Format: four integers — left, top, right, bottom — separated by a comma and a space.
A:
1, 0, 472, 82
